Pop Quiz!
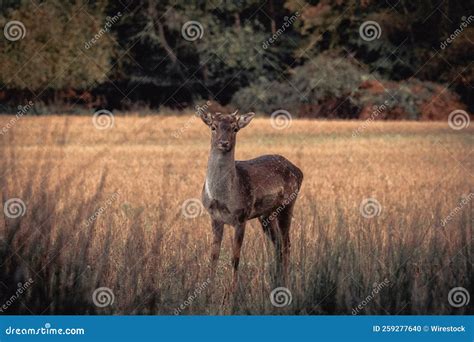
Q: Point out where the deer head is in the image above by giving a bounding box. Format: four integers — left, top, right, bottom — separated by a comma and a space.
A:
200, 110, 255, 152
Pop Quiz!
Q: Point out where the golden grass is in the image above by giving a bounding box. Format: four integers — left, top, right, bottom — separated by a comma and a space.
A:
0, 114, 472, 315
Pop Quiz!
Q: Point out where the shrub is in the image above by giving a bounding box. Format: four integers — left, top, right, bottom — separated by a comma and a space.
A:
230, 78, 294, 114
354, 79, 467, 120
232, 55, 368, 117
232, 54, 467, 120
291, 55, 367, 103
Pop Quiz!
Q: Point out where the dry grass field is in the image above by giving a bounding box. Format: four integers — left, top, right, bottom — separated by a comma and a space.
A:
0, 114, 472, 315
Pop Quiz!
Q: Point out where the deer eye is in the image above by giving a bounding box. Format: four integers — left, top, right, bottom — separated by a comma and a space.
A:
211, 126, 216, 131
233, 127, 238, 132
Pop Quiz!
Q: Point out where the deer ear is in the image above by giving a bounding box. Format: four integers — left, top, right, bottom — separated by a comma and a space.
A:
200, 112, 213, 126
237, 112, 255, 129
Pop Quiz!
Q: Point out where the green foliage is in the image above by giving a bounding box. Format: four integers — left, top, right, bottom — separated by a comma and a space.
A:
291, 55, 368, 102
112, 0, 280, 104
233, 54, 464, 120
0, 0, 470, 115
231, 78, 293, 113
287, 0, 471, 106
232, 54, 369, 114
0, 0, 115, 90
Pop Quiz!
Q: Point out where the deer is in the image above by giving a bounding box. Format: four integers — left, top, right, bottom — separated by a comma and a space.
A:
199, 110, 303, 296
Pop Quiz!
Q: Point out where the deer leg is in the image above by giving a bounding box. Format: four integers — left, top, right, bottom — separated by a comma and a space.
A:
259, 216, 284, 284
207, 220, 224, 301
259, 215, 277, 244
277, 202, 295, 285
231, 222, 246, 293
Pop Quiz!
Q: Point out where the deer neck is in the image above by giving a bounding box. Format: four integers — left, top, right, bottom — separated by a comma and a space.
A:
205, 147, 237, 201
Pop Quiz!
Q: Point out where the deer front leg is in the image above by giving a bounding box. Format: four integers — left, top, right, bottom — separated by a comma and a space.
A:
208, 219, 224, 284
231, 221, 246, 293
207, 219, 224, 306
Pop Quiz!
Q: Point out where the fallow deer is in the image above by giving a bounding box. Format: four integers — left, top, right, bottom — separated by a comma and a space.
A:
199, 110, 303, 293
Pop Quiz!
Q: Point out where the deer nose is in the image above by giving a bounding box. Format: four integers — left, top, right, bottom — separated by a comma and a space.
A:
217, 141, 230, 150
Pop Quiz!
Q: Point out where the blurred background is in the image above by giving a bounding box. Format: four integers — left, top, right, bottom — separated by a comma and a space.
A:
0, 0, 472, 118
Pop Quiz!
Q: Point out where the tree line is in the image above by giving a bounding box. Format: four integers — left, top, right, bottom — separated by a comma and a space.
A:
0, 0, 472, 118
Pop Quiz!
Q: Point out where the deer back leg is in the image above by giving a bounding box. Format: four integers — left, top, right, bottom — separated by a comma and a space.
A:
259, 215, 277, 244
277, 201, 296, 283
259, 215, 285, 284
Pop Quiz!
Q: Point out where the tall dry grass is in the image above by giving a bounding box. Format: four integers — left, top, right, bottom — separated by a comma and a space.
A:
0, 114, 472, 315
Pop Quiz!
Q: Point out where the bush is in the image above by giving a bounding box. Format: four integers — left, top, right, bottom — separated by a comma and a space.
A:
232, 55, 368, 117
354, 79, 467, 120
291, 55, 367, 103
230, 77, 294, 114
232, 54, 467, 120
